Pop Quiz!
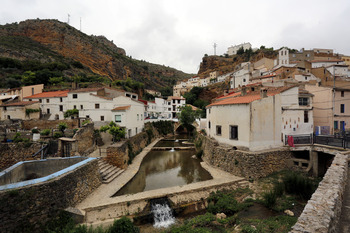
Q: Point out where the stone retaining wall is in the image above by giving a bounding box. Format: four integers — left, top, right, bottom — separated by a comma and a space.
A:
200, 135, 294, 179
0, 142, 42, 171
21, 119, 79, 130
290, 152, 349, 233
0, 159, 102, 232
105, 126, 160, 169
73, 123, 96, 156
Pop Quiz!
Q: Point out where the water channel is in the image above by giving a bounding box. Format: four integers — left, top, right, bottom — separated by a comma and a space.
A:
113, 139, 212, 197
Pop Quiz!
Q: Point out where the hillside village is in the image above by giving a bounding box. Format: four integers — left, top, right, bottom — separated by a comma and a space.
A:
0, 43, 350, 152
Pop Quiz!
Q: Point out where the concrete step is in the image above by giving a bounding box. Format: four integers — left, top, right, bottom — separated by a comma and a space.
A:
102, 169, 124, 184
100, 164, 115, 175
103, 167, 121, 180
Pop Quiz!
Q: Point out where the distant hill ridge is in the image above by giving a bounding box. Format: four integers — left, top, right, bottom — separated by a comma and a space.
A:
0, 19, 192, 90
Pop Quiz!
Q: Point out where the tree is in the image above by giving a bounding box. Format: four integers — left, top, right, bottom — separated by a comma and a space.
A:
237, 46, 245, 55
21, 71, 36, 86
178, 105, 200, 134
100, 121, 126, 142
58, 122, 68, 135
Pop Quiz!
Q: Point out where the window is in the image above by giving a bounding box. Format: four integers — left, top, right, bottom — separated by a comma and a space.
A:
299, 97, 308, 106
305, 76, 308, 80
73, 94, 78, 99
46, 99, 49, 103
178, 100, 180, 104
341, 104, 345, 113
132, 95, 137, 99
86, 115, 89, 118
341, 91, 345, 97
208, 121, 211, 129
115, 115, 121, 123
100, 116, 104, 121
216, 125, 222, 136
60, 97, 63, 102
31, 88, 34, 95
230, 125, 238, 140
95, 104, 100, 109
341, 121, 345, 130
80, 105, 83, 110
304, 111, 309, 123
173, 100, 176, 104
73, 105, 76, 109
59, 105, 63, 111
137, 114, 139, 121
4, 106, 7, 111
47, 108, 50, 114
39, 99, 42, 103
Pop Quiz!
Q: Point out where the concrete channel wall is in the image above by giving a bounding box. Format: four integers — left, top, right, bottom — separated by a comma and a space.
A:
290, 152, 349, 233
0, 158, 102, 232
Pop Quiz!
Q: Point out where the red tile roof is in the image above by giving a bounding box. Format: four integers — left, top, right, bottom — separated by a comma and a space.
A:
0, 101, 39, 107
69, 88, 103, 93
24, 90, 69, 99
112, 105, 131, 111
310, 59, 343, 63
208, 86, 295, 107
90, 94, 113, 100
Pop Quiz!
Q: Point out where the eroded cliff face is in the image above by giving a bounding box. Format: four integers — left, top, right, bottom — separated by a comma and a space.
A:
0, 19, 126, 80
0, 19, 191, 89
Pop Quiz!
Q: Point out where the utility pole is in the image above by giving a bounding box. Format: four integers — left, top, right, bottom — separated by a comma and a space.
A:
80, 17, 82, 31
213, 43, 217, 56
67, 14, 70, 25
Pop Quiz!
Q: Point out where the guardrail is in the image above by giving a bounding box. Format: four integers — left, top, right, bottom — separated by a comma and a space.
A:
285, 134, 350, 149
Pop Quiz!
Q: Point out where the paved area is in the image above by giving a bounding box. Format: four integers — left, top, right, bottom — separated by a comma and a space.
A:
338, 164, 350, 233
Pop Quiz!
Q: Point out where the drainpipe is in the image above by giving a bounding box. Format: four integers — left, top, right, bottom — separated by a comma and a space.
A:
332, 67, 335, 135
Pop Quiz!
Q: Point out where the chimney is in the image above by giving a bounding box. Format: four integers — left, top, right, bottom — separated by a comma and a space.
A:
260, 88, 268, 98
224, 90, 229, 96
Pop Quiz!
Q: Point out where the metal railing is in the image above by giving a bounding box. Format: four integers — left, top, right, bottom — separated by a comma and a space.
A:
285, 134, 350, 149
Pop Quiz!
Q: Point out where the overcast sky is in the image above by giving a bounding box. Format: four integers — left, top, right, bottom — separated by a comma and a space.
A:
1, 0, 350, 74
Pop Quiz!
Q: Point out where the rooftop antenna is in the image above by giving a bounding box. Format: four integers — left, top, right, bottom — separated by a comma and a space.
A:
67, 14, 70, 25
80, 17, 82, 31
213, 43, 217, 56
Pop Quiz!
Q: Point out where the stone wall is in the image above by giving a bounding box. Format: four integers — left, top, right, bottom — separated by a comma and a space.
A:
200, 135, 294, 179
290, 152, 349, 233
21, 119, 79, 130
0, 142, 42, 171
105, 125, 160, 169
73, 123, 96, 156
0, 159, 102, 232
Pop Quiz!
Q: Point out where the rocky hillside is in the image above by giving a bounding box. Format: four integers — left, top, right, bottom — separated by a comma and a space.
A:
198, 49, 278, 77
0, 19, 192, 90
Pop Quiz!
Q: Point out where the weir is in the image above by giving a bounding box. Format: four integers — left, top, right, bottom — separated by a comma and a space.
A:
150, 197, 175, 228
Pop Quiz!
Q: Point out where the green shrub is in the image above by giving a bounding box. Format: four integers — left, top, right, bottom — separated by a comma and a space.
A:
31, 128, 40, 134
282, 172, 317, 200
82, 119, 90, 125
152, 120, 174, 135
273, 182, 284, 197
58, 122, 68, 133
13, 132, 24, 143
40, 129, 51, 136
53, 131, 64, 138
64, 109, 79, 118
109, 216, 139, 233
207, 190, 248, 216
262, 191, 277, 208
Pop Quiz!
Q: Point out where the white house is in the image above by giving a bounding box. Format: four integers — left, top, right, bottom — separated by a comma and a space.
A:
24, 90, 69, 120
167, 96, 186, 119
230, 63, 251, 89
66, 87, 144, 137
294, 73, 319, 82
206, 85, 313, 151
326, 64, 349, 77
227, 42, 252, 56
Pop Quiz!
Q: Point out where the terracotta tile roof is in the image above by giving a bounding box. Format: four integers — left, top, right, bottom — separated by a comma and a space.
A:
111, 105, 131, 111
0, 101, 39, 107
24, 90, 69, 99
138, 99, 148, 105
208, 86, 295, 107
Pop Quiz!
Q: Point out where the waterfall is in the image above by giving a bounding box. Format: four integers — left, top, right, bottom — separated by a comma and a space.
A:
151, 199, 175, 228
170, 147, 175, 152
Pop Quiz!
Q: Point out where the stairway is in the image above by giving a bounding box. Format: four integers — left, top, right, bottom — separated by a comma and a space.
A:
98, 159, 124, 184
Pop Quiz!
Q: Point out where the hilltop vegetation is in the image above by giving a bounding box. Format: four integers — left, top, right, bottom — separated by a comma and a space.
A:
0, 19, 192, 92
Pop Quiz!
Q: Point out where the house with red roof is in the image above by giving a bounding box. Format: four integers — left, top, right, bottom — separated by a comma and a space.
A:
24, 90, 69, 120
206, 84, 313, 151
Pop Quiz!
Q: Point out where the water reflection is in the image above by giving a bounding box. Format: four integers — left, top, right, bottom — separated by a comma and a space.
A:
113, 149, 212, 197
